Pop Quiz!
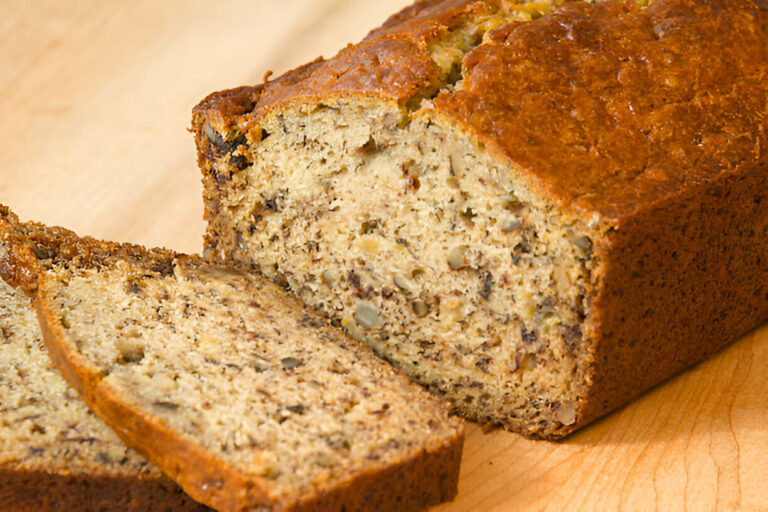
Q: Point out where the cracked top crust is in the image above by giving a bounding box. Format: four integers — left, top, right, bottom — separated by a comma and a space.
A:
435, 0, 768, 219
194, 0, 768, 221
0, 206, 175, 295
193, 0, 499, 120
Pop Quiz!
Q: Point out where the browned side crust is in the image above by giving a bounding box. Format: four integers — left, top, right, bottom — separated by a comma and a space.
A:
579, 165, 768, 427
35, 264, 463, 512
0, 469, 205, 512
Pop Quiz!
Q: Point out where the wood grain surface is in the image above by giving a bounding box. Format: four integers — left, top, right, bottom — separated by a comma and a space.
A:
2, 2, 767, 511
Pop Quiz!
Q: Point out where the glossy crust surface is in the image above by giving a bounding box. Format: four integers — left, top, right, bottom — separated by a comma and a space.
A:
193, 0, 768, 435
434, 0, 768, 218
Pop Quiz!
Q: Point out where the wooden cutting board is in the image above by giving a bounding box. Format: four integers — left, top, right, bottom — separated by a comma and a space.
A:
2, 1, 766, 510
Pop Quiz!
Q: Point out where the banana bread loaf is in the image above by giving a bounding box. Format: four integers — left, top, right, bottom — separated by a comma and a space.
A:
192, 0, 768, 438
18, 212, 463, 511
0, 209, 209, 512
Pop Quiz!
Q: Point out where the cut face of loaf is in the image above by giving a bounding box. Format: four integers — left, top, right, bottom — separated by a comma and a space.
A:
193, 0, 768, 438
0, 209, 208, 511
202, 107, 594, 439
35, 250, 463, 511
0, 280, 208, 512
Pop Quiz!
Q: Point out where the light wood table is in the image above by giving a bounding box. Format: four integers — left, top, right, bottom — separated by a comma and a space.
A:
2, 2, 767, 510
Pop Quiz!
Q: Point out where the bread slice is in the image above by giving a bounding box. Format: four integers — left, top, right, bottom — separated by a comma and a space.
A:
24, 217, 463, 511
191, 0, 768, 438
0, 209, 208, 511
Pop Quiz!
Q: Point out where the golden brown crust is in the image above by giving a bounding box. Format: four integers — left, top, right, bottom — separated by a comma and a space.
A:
449, 0, 767, 430
191, 0, 492, 141
192, 35, 437, 135
434, 0, 768, 220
